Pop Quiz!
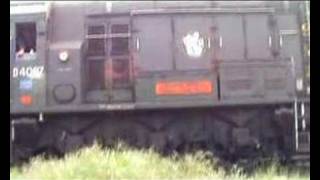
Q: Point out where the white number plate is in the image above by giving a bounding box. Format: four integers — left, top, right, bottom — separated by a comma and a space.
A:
12, 66, 44, 79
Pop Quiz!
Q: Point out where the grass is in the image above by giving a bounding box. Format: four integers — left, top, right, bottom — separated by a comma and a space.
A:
10, 143, 309, 180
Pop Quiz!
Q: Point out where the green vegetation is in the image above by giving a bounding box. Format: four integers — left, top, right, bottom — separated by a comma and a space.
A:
10, 143, 309, 180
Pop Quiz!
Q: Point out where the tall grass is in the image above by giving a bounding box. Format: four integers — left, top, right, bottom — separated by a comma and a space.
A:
10, 143, 309, 180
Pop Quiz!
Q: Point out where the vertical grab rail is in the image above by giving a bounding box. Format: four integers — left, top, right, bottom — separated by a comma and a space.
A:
294, 99, 299, 151
291, 53, 310, 152
10, 120, 14, 164
290, 56, 299, 151
129, 15, 136, 101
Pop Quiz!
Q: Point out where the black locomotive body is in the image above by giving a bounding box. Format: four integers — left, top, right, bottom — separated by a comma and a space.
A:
10, 1, 310, 163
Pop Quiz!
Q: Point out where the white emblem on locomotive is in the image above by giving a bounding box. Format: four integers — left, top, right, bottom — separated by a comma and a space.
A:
183, 31, 204, 58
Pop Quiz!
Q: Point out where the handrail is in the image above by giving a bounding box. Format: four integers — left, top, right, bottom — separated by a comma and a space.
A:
86, 33, 131, 39
130, 7, 275, 15
218, 58, 293, 66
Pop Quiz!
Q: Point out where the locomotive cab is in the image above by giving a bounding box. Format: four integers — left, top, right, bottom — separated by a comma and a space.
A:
10, 2, 49, 113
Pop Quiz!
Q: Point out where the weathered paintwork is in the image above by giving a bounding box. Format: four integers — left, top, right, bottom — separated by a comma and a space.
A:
10, 1, 307, 114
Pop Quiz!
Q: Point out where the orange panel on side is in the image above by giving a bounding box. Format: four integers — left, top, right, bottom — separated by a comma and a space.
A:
156, 80, 213, 95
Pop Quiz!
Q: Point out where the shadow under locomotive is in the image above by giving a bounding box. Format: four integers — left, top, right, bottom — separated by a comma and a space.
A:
12, 105, 298, 164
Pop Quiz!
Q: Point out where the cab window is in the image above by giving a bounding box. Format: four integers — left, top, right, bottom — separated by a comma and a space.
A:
15, 22, 37, 59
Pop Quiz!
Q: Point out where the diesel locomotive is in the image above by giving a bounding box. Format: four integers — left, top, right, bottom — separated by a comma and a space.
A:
10, 1, 310, 163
